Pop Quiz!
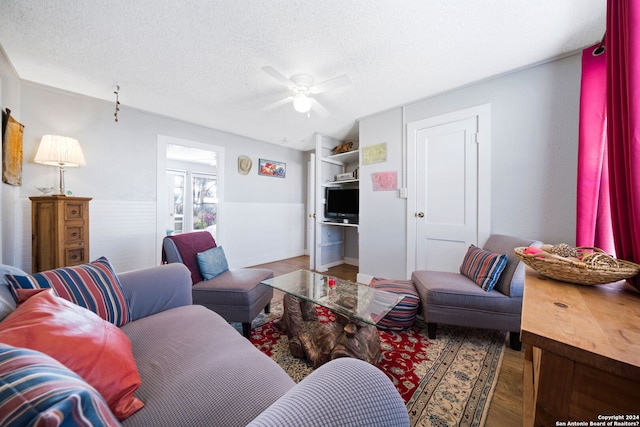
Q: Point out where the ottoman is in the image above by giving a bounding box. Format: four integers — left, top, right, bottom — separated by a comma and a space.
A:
369, 278, 420, 330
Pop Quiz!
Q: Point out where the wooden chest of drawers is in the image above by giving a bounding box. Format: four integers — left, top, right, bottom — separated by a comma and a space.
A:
30, 195, 92, 272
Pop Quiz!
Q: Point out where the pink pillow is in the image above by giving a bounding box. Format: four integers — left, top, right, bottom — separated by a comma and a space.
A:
0, 289, 144, 420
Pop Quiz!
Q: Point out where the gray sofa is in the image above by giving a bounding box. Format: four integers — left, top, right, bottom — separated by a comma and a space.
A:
411, 234, 536, 351
0, 263, 409, 426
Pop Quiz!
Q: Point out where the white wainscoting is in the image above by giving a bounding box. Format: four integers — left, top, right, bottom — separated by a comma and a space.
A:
18, 198, 31, 272
17, 199, 305, 274
89, 200, 158, 273
17, 198, 157, 273
219, 202, 306, 268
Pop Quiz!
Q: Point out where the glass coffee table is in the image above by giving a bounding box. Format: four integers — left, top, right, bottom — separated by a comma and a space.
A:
261, 270, 404, 368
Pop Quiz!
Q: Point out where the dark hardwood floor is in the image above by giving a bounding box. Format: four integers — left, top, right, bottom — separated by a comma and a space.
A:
252, 255, 524, 427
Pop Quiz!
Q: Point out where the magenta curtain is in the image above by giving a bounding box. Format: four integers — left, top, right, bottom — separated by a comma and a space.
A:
606, 0, 640, 290
576, 42, 615, 254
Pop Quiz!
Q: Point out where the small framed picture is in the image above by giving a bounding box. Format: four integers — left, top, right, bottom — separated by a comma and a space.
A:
258, 158, 286, 178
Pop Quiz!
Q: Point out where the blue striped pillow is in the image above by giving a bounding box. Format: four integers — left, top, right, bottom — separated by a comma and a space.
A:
459, 245, 508, 291
369, 278, 420, 330
0, 344, 120, 427
5, 257, 130, 326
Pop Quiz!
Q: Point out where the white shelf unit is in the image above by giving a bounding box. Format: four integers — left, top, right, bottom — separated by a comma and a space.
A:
320, 221, 359, 228
314, 134, 359, 272
322, 178, 358, 187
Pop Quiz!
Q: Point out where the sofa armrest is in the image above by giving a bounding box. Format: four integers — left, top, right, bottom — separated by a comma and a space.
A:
118, 264, 192, 321
247, 358, 409, 427
509, 240, 541, 298
509, 261, 527, 298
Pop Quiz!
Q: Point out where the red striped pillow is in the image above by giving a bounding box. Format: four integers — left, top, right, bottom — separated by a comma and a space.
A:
5, 257, 130, 326
0, 343, 120, 427
369, 278, 420, 330
459, 245, 508, 291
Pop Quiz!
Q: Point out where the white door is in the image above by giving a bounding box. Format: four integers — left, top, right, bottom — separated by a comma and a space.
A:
156, 136, 225, 265
307, 154, 316, 269
407, 105, 491, 274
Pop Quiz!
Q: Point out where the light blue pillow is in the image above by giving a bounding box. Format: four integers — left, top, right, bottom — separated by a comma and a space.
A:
0, 264, 27, 286
0, 264, 26, 321
197, 246, 229, 280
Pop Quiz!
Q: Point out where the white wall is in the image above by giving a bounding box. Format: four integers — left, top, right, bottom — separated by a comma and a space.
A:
359, 53, 581, 279
0, 46, 22, 266
2, 75, 306, 272
358, 108, 405, 279
1, 48, 582, 278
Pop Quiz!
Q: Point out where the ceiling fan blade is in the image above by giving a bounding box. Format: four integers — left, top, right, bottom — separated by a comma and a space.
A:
309, 98, 330, 117
261, 66, 292, 87
309, 74, 351, 94
262, 96, 294, 111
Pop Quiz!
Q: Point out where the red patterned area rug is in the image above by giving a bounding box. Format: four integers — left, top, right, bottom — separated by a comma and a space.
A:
248, 302, 506, 427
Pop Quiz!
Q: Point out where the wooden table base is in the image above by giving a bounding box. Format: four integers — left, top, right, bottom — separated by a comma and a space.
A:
274, 294, 381, 368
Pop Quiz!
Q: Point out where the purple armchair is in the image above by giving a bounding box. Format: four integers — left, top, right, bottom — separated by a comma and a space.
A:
162, 231, 273, 337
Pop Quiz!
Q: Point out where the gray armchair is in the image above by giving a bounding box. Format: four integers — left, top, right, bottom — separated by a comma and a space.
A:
162, 231, 273, 338
411, 234, 537, 350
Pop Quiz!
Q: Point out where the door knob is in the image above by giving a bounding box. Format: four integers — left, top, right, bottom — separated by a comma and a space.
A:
416, 212, 425, 218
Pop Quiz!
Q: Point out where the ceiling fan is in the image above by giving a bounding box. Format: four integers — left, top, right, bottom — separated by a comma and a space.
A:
261, 66, 351, 117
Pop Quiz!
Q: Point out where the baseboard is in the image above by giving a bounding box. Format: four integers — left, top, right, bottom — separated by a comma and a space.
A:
343, 257, 359, 266
236, 250, 306, 269
357, 272, 373, 285
317, 259, 345, 272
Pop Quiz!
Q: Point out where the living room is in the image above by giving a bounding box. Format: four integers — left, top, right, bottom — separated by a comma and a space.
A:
0, 2, 602, 280
3, 1, 640, 426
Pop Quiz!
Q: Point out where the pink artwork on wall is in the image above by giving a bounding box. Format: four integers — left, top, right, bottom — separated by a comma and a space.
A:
372, 171, 397, 191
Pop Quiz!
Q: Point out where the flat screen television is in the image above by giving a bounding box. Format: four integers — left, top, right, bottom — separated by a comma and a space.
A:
325, 187, 359, 223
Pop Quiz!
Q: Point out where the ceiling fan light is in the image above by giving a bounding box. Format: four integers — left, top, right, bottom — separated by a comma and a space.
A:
293, 94, 311, 113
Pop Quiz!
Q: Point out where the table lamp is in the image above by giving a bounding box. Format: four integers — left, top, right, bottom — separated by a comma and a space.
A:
34, 135, 86, 196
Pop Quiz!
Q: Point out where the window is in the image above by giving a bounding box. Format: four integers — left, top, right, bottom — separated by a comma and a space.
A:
167, 170, 217, 238
192, 173, 217, 233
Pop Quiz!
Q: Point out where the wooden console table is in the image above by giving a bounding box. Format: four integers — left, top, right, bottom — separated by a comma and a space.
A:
521, 268, 640, 426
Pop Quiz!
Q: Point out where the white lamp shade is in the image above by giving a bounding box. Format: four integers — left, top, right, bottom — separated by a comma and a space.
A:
293, 94, 311, 113
35, 135, 86, 167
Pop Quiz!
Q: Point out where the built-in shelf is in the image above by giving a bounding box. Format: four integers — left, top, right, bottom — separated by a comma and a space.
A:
321, 150, 359, 165
315, 136, 360, 272
322, 178, 359, 186
321, 221, 359, 228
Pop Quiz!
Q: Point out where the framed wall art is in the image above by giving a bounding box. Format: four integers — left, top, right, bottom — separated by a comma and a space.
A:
372, 171, 397, 191
258, 158, 286, 178
362, 142, 387, 165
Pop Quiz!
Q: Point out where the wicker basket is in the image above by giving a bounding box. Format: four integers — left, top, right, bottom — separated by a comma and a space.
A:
514, 246, 640, 285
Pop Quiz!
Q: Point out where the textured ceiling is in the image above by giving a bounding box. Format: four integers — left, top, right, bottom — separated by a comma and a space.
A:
0, 1, 605, 151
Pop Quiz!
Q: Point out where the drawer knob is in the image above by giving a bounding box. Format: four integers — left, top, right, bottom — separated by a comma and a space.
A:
72, 232, 78, 237
71, 210, 78, 215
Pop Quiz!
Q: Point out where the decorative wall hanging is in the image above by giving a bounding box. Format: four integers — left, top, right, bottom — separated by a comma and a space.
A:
237, 155, 252, 175
258, 158, 286, 178
362, 143, 387, 165
113, 84, 120, 122
372, 171, 397, 191
2, 108, 24, 186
